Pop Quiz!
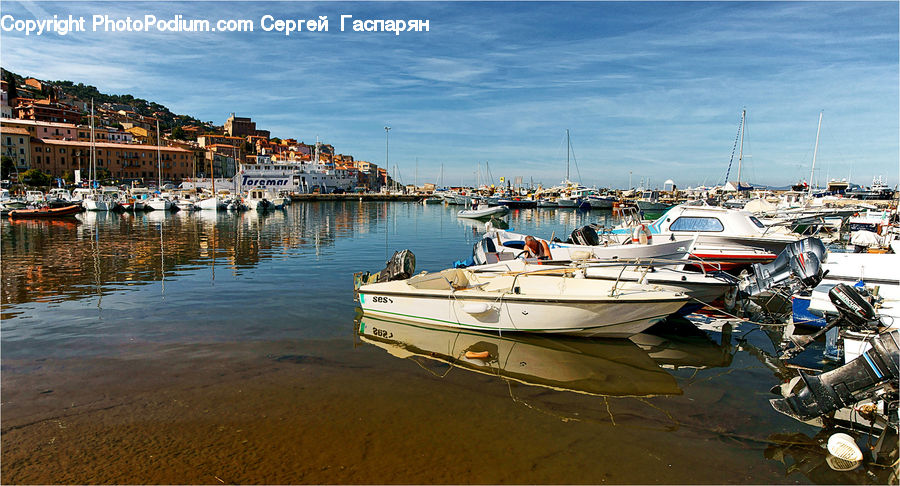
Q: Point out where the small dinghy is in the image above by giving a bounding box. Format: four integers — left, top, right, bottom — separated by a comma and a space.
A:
457, 205, 509, 220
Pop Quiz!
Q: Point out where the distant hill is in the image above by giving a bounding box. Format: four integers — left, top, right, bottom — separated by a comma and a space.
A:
2, 67, 215, 131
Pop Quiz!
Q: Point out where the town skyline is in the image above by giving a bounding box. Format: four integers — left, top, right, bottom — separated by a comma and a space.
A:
2, 1, 898, 189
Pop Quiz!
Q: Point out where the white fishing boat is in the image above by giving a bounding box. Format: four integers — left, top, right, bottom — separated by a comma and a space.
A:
82, 100, 110, 212
634, 190, 670, 211
356, 267, 689, 338
146, 121, 174, 212
457, 205, 509, 219
470, 258, 735, 305
609, 204, 802, 271
82, 193, 111, 212
146, 195, 173, 211
479, 227, 696, 263
244, 187, 269, 211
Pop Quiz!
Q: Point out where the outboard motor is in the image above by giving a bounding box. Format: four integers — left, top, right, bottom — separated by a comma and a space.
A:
740, 250, 824, 297
793, 237, 828, 264
785, 283, 883, 353
770, 329, 898, 423
570, 225, 600, 246
829, 282, 880, 331
377, 249, 416, 282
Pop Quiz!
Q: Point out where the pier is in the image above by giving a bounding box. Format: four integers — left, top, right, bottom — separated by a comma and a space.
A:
289, 193, 422, 202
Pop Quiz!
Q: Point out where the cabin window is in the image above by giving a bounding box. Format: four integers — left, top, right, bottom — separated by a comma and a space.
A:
669, 216, 724, 232
749, 216, 765, 229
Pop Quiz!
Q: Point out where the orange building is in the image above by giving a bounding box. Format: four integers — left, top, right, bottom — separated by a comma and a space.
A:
15, 98, 83, 124
30, 139, 194, 182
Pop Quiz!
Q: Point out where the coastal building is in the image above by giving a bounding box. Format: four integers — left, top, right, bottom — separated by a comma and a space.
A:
14, 98, 83, 124
30, 138, 193, 182
197, 134, 244, 149
1, 79, 12, 118
2, 126, 32, 171
76, 126, 134, 144
224, 113, 270, 139
1, 119, 78, 141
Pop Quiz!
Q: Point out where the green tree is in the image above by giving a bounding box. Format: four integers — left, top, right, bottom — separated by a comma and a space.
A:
96, 168, 112, 183
22, 168, 51, 188
62, 170, 76, 183
1, 155, 16, 179
3, 71, 17, 104
171, 126, 185, 140
242, 140, 254, 155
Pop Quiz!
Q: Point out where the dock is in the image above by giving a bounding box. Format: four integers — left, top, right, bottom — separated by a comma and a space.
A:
290, 193, 422, 202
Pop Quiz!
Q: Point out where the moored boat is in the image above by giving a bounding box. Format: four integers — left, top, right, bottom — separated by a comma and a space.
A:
457, 205, 509, 219
8, 204, 82, 219
355, 266, 688, 338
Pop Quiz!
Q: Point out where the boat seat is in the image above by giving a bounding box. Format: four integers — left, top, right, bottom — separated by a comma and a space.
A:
408, 269, 476, 290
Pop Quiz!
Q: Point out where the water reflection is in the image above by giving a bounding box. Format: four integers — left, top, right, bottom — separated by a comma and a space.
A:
356, 313, 681, 397
1, 203, 397, 308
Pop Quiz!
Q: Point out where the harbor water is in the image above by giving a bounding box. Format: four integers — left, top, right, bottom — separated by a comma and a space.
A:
0, 202, 884, 484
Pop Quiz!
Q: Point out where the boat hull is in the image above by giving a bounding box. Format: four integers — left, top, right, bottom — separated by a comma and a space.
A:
458, 206, 509, 219
8, 204, 82, 219
358, 271, 687, 338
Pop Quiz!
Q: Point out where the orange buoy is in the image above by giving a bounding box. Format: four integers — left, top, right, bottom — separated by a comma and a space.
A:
465, 350, 490, 359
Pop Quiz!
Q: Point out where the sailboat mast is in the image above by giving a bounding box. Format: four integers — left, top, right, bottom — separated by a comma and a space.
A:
90, 99, 95, 187
566, 129, 570, 182
156, 120, 162, 188
809, 111, 823, 196
736, 109, 745, 188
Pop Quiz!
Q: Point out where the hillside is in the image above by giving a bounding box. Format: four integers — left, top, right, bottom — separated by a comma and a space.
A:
2, 67, 214, 131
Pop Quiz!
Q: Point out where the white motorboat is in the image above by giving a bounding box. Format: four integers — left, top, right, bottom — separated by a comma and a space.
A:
146, 196, 174, 211
479, 227, 696, 263
175, 199, 198, 211
82, 193, 111, 212
357, 315, 682, 397
457, 205, 509, 219
609, 204, 802, 271
470, 259, 735, 306
356, 267, 689, 338
196, 195, 223, 211
244, 188, 269, 211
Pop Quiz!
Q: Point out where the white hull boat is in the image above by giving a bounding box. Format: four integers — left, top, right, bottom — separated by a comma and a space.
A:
356, 267, 688, 338
482, 228, 696, 263
457, 206, 509, 219
471, 259, 735, 305
146, 197, 173, 211
197, 196, 224, 211
82, 197, 110, 212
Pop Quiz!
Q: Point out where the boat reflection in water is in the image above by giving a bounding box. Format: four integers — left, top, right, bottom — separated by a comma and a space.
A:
356, 314, 694, 398
632, 317, 735, 371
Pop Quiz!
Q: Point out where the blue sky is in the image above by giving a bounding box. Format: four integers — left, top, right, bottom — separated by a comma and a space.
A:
2, 1, 898, 189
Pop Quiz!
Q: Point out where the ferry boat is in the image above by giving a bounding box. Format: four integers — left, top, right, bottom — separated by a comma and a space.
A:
185, 141, 356, 195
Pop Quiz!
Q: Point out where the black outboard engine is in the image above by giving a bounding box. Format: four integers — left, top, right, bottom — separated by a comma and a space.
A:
786, 283, 882, 352
739, 237, 826, 297
829, 283, 881, 331
770, 329, 898, 422
377, 249, 416, 282
570, 225, 600, 246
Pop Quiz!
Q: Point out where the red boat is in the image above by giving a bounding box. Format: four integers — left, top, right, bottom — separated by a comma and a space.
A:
8, 204, 82, 219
